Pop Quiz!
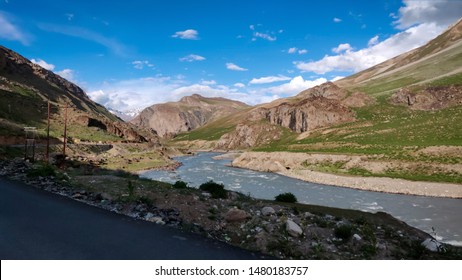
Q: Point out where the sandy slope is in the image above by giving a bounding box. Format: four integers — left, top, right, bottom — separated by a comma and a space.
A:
232, 152, 462, 198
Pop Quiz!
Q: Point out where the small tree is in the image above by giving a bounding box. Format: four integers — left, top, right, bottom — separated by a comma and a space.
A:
199, 180, 227, 199
127, 180, 135, 198
173, 180, 189, 189
275, 192, 297, 203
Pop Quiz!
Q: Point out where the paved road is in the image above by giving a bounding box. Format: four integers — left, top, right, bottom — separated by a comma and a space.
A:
0, 177, 267, 260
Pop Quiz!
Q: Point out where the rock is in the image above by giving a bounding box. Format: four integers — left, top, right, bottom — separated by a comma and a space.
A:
261, 206, 275, 216
390, 85, 462, 111
421, 238, 443, 252
304, 212, 315, 218
227, 191, 240, 200
147, 216, 165, 225
264, 93, 355, 133
224, 208, 249, 223
201, 192, 212, 198
286, 219, 303, 237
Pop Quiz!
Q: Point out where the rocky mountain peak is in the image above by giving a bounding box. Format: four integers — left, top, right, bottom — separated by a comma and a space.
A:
131, 94, 250, 138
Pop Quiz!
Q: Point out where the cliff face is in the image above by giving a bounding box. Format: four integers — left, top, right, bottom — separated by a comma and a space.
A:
253, 82, 365, 133
215, 82, 362, 149
131, 94, 250, 138
263, 97, 356, 133
390, 86, 462, 110
0, 45, 153, 143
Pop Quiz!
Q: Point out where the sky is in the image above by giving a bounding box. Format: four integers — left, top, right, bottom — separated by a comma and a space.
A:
1, 0, 461, 112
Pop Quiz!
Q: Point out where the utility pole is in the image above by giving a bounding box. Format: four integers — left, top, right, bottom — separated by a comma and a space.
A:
63, 103, 68, 158
46, 100, 50, 163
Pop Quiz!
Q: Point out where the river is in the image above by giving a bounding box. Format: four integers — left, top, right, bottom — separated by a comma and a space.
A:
140, 152, 462, 246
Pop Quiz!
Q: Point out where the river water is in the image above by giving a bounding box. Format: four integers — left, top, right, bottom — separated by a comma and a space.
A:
140, 152, 462, 245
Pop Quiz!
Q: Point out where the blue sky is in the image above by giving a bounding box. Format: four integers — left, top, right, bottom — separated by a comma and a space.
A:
1, 0, 461, 112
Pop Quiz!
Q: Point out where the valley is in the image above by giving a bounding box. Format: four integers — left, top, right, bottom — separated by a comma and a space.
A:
1, 13, 462, 260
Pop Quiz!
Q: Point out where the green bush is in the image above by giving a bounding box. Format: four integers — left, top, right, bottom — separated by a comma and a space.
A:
127, 180, 135, 198
275, 192, 297, 203
27, 163, 56, 177
199, 180, 227, 199
173, 180, 188, 189
334, 224, 353, 240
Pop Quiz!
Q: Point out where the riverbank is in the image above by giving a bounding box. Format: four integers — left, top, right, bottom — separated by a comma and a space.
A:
2, 158, 461, 260
231, 152, 462, 199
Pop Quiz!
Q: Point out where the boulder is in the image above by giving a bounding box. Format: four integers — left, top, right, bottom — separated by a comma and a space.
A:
224, 208, 249, 223
261, 206, 275, 216
286, 219, 303, 237
421, 238, 443, 252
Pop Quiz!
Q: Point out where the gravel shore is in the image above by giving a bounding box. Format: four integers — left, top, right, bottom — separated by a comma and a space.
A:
232, 152, 462, 199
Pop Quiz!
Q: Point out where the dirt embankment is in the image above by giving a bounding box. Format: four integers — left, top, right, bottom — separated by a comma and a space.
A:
232, 152, 462, 198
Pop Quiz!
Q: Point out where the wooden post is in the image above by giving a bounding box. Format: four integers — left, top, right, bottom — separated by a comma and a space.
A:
46, 100, 50, 163
63, 103, 68, 158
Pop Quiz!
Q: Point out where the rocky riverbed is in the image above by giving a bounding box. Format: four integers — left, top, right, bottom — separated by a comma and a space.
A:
1, 158, 460, 259
232, 151, 462, 198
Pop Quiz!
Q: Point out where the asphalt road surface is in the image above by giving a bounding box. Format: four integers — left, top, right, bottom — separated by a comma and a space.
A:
0, 177, 267, 260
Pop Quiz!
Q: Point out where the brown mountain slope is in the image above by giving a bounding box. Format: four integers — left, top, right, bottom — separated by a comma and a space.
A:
336, 17, 462, 90
0, 45, 155, 143
131, 94, 250, 138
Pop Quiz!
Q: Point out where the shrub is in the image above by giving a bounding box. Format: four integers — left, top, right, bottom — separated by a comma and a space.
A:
27, 163, 56, 177
275, 192, 297, 203
173, 180, 188, 189
127, 180, 135, 198
199, 180, 227, 199
334, 224, 353, 240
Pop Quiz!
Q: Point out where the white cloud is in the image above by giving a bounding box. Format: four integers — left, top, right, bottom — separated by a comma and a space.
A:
201, 80, 216, 85
88, 76, 183, 112
172, 29, 199, 40
333, 17, 342, 23
31, 59, 55, 71
254, 32, 277, 41
65, 13, 74, 21
179, 54, 206, 62
38, 24, 128, 56
0, 12, 30, 45
288, 47, 308, 55
234, 83, 245, 88
331, 76, 345, 82
288, 47, 297, 54
131, 60, 154, 70
249, 25, 255, 30
56, 69, 74, 81
295, 21, 445, 74
266, 76, 327, 95
332, 43, 352, 54
368, 35, 379, 47
226, 62, 248, 71
394, 0, 462, 29
250, 75, 291, 84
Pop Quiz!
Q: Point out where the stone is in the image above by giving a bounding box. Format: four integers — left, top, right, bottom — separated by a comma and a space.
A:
286, 219, 303, 237
261, 206, 275, 216
304, 212, 315, 218
147, 216, 165, 225
201, 192, 212, 198
224, 208, 249, 223
421, 238, 443, 252
227, 192, 240, 200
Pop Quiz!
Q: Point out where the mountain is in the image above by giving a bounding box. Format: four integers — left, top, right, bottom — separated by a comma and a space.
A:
336, 18, 462, 93
130, 94, 250, 138
0, 45, 156, 144
173, 17, 462, 151
108, 107, 143, 121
